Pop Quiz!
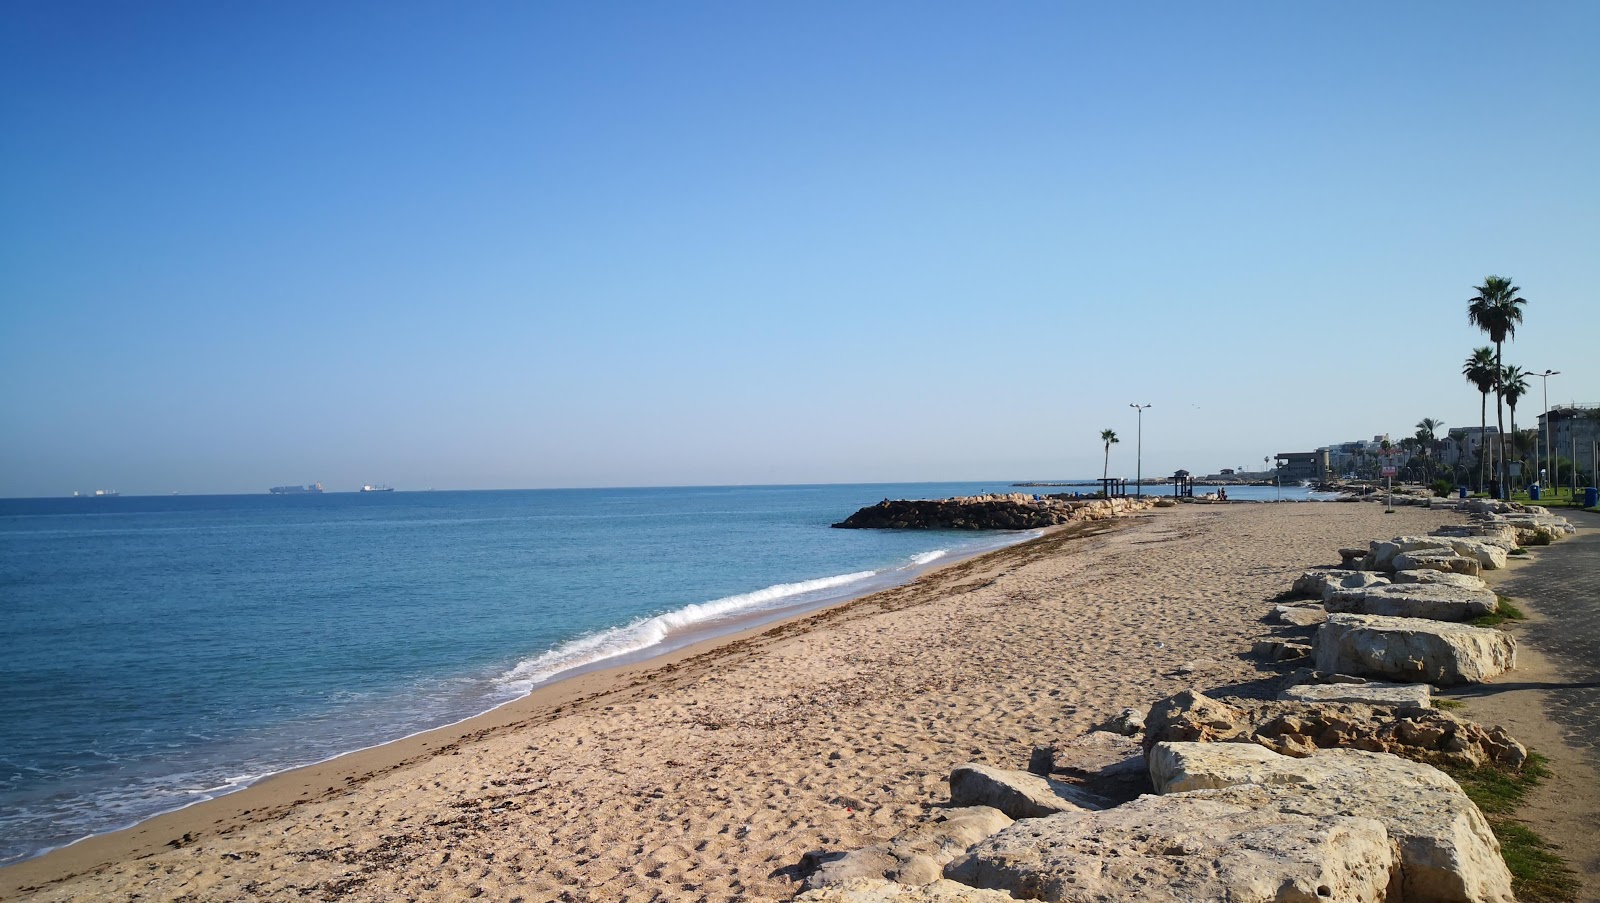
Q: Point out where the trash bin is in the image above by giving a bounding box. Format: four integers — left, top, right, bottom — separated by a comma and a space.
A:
1530, 485, 1541, 501
1586, 487, 1598, 508
1458, 486, 1468, 499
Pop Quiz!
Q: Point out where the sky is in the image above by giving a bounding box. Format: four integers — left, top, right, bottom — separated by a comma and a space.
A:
2, 2, 1597, 496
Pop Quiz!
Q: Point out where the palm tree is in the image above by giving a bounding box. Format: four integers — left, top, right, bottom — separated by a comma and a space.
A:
1100, 429, 1119, 483
1467, 276, 1527, 496
1500, 365, 1529, 483
1462, 347, 1497, 492
1415, 418, 1443, 482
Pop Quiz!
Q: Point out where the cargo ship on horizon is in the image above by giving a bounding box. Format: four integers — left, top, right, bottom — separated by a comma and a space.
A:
269, 483, 323, 495
360, 484, 394, 493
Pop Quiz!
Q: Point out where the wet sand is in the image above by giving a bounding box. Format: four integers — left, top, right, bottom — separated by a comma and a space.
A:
3, 503, 1472, 902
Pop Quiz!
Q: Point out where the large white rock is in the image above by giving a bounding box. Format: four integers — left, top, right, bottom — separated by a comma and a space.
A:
1273, 603, 1327, 627
1441, 538, 1508, 570
1165, 745, 1515, 903
797, 878, 1018, 902
1431, 524, 1519, 550
1372, 536, 1454, 570
1279, 681, 1432, 709
943, 793, 1396, 903
1392, 551, 1482, 577
1292, 569, 1388, 600
1313, 614, 1516, 685
1324, 583, 1498, 622
948, 764, 1106, 820
1391, 570, 1490, 590
1148, 741, 1315, 794
807, 806, 1014, 888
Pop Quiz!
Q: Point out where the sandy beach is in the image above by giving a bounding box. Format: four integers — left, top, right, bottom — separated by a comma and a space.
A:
2, 502, 1489, 902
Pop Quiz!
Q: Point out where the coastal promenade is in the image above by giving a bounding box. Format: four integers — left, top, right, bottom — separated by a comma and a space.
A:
1497, 508, 1600, 765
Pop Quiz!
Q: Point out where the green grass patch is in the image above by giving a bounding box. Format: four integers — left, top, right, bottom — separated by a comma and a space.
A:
1444, 753, 1581, 902
1494, 821, 1582, 902
1431, 698, 1465, 711
1470, 598, 1526, 628
1447, 752, 1549, 816
1509, 547, 1529, 556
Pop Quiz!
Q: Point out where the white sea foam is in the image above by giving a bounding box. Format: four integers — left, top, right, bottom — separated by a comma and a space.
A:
496, 570, 878, 692
907, 549, 948, 567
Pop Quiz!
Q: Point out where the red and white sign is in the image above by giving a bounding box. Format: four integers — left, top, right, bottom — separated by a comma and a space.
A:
1381, 466, 1398, 477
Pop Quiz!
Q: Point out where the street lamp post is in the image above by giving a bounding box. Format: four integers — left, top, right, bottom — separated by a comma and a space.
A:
1538, 369, 1559, 489
1129, 404, 1152, 498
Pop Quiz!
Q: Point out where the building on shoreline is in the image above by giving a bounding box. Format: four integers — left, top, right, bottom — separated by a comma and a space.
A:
1537, 404, 1599, 481
1275, 450, 1330, 482
1440, 426, 1499, 469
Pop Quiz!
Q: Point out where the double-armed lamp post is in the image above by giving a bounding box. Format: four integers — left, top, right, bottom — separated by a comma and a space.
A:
1129, 403, 1152, 498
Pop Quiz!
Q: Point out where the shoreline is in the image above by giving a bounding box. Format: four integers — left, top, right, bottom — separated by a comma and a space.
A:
0, 523, 1064, 896
6, 502, 1492, 902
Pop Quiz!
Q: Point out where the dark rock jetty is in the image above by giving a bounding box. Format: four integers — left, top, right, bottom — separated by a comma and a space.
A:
832, 494, 1157, 530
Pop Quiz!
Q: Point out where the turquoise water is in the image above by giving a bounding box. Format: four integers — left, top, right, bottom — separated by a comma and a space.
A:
0, 482, 1045, 865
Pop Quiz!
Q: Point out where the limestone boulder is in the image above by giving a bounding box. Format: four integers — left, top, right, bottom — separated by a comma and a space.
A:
1142, 690, 1246, 752
1324, 583, 1498, 622
1337, 547, 1369, 568
1431, 523, 1519, 550
1313, 614, 1514, 685
1148, 741, 1313, 794
1438, 538, 1508, 570
1252, 638, 1312, 661
1174, 746, 1515, 903
1372, 536, 1455, 571
1292, 568, 1388, 599
797, 878, 1017, 902
1279, 681, 1432, 710
948, 764, 1107, 819
807, 806, 1013, 888
944, 794, 1396, 903
1325, 571, 1390, 600
1175, 695, 1528, 769
1272, 603, 1327, 627
1392, 551, 1482, 577
1391, 570, 1490, 590
1098, 708, 1145, 737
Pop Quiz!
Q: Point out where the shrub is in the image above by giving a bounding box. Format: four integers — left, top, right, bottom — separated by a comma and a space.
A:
1431, 479, 1457, 498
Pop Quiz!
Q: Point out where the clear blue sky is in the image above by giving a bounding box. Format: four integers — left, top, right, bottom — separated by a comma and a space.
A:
3, 2, 1596, 496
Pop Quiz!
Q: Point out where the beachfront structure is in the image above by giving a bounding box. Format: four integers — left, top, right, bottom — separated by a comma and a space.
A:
1439, 426, 1499, 469
1324, 435, 1391, 477
1536, 404, 1600, 482
1275, 450, 1329, 482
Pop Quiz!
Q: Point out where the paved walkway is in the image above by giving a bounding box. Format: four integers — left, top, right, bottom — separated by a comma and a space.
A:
1495, 508, 1600, 766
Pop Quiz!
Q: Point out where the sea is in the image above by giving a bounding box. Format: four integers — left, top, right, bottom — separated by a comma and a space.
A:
0, 480, 1316, 865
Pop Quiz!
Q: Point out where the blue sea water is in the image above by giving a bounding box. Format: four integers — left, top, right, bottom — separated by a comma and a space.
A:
0, 482, 1051, 866
0, 480, 1319, 865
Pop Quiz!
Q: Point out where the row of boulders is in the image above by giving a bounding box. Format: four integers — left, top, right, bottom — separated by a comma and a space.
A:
798, 687, 1523, 901
1269, 503, 1572, 686
795, 503, 1566, 901
1143, 688, 1527, 771
832, 495, 1157, 530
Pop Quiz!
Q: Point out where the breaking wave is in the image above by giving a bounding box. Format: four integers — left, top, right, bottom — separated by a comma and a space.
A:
496, 570, 878, 692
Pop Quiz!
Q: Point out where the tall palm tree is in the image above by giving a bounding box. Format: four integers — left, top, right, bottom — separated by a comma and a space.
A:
1462, 347, 1497, 492
1500, 365, 1529, 482
1100, 429, 1119, 483
1467, 276, 1527, 496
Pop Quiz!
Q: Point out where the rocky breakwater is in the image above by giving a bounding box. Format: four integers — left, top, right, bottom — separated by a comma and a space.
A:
832, 494, 1155, 531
